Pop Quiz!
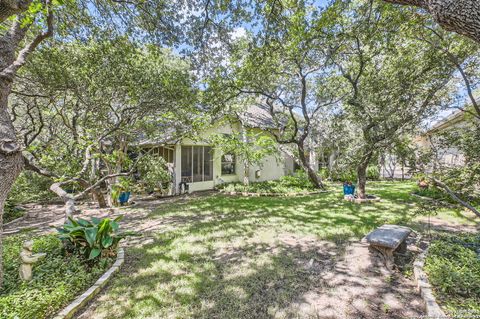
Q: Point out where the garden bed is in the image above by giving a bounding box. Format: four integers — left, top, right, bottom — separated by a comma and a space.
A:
0, 233, 115, 319
216, 174, 323, 196
423, 234, 480, 317
218, 189, 328, 197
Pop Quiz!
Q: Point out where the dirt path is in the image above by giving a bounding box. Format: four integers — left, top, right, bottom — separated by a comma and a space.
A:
4, 193, 209, 238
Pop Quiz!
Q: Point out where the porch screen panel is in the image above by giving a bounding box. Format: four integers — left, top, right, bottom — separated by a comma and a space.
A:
192, 146, 203, 182
203, 147, 213, 181
182, 146, 213, 182
181, 146, 192, 181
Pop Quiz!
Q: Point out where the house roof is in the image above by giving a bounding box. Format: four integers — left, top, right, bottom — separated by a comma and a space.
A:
424, 111, 465, 135
136, 104, 279, 147
238, 104, 276, 129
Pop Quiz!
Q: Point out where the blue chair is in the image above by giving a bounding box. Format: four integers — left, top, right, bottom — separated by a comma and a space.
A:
343, 184, 355, 196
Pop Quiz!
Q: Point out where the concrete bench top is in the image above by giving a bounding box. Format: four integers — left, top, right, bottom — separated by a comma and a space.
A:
365, 225, 412, 250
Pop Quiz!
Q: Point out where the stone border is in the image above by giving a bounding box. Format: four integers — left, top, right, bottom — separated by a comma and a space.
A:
413, 247, 448, 319
218, 190, 329, 197
52, 247, 125, 319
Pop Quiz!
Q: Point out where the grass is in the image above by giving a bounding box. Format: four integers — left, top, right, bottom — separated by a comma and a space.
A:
0, 233, 114, 319
80, 181, 478, 319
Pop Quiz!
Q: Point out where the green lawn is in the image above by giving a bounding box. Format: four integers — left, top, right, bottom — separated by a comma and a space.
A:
82, 181, 478, 319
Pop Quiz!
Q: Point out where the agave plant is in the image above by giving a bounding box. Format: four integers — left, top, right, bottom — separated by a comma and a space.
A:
56, 216, 127, 260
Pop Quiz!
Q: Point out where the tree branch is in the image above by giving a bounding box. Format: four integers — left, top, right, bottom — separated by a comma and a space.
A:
431, 177, 480, 218
0, 0, 53, 80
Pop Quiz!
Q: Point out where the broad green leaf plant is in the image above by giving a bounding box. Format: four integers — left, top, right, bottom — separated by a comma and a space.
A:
56, 216, 128, 260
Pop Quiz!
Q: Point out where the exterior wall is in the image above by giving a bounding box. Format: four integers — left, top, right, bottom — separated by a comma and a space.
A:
381, 113, 468, 179
172, 121, 293, 194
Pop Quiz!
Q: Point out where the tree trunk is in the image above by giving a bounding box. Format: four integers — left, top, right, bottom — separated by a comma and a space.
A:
297, 144, 324, 189
0, 12, 52, 289
356, 162, 368, 199
243, 161, 249, 187
382, 0, 480, 44
50, 182, 77, 219
356, 151, 373, 199
0, 82, 24, 288
309, 146, 318, 173
241, 122, 250, 187
92, 188, 107, 208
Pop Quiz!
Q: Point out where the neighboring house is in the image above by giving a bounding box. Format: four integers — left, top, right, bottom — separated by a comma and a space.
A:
380, 111, 468, 179
138, 105, 296, 194
414, 111, 467, 169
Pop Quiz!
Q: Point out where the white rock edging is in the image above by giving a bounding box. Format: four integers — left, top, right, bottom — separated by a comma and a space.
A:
413, 247, 448, 319
53, 247, 125, 319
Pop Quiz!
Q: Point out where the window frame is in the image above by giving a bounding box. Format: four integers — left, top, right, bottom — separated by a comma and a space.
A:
221, 153, 236, 176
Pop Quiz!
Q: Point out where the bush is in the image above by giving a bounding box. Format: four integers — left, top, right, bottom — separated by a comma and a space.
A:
0, 233, 113, 319
4, 171, 55, 223
425, 234, 480, 315
4, 199, 25, 223
56, 216, 128, 260
7, 171, 55, 205
217, 172, 318, 194
366, 166, 380, 180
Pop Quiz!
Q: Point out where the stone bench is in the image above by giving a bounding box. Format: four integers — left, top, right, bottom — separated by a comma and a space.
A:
364, 225, 412, 269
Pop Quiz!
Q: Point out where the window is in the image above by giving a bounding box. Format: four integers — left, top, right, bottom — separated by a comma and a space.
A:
181, 146, 213, 182
151, 146, 174, 163
221, 154, 236, 175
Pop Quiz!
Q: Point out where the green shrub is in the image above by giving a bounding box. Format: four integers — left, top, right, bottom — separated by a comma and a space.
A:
4, 199, 25, 223
0, 233, 113, 319
425, 234, 480, 315
218, 172, 318, 194
4, 171, 55, 223
56, 216, 128, 260
366, 166, 380, 180
7, 171, 55, 205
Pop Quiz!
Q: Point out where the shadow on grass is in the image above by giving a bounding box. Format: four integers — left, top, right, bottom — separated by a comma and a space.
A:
80, 182, 428, 318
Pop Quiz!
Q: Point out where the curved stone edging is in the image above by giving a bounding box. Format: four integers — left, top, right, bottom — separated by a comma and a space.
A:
413, 247, 448, 319
52, 247, 125, 319
218, 190, 329, 197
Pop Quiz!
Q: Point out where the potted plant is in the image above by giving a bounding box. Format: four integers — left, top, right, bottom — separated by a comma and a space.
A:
112, 177, 132, 206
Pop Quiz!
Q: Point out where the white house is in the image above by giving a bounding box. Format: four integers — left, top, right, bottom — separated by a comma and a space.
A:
138, 105, 296, 194
380, 111, 468, 179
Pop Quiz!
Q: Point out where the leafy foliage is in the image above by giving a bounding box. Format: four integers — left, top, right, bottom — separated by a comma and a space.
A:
56, 216, 127, 260
425, 234, 480, 315
319, 165, 380, 182
136, 154, 172, 192
210, 129, 278, 185
0, 233, 112, 319
217, 171, 318, 194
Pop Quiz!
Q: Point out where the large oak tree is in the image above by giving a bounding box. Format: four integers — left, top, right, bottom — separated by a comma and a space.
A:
382, 0, 480, 44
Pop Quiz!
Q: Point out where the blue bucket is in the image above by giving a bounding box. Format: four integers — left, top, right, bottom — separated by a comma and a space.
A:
118, 192, 131, 204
